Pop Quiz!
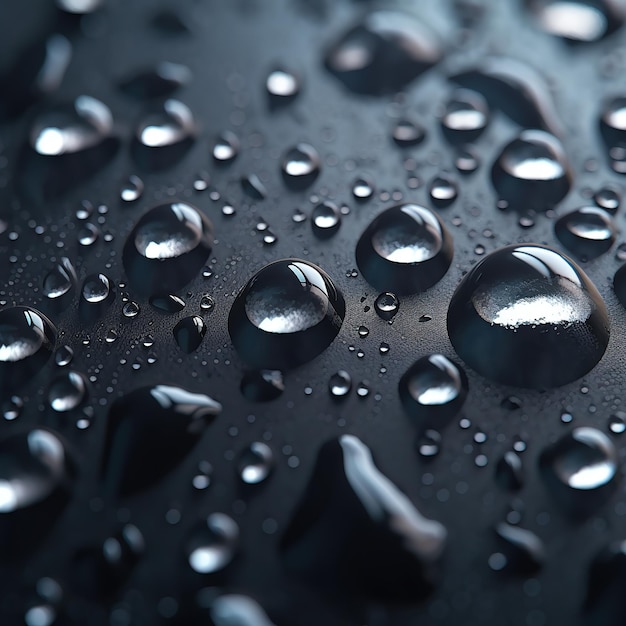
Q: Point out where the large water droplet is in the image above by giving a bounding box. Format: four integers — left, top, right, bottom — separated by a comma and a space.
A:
240, 370, 284, 402
441, 89, 489, 143
228, 259, 345, 369
399, 354, 468, 428
0, 306, 57, 392
281, 434, 447, 602
324, 11, 443, 95
356, 204, 453, 294
101, 385, 221, 496
48, 371, 88, 412
173, 316, 206, 353
123, 202, 213, 295
119, 62, 191, 99
448, 244, 609, 388
555, 206, 616, 260
540, 427, 618, 518
492, 130, 572, 213
238, 442, 274, 485
281, 143, 320, 189
187, 513, 239, 573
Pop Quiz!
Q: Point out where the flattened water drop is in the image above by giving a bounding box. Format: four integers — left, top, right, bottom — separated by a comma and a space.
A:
392, 119, 426, 147
228, 259, 345, 369
399, 354, 468, 428
491, 130, 572, 213
123, 202, 213, 295
281, 434, 447, 602
447, 244, 609, 388
555, 206, 616, 260
324, 11, 443, 95
101, 385, 221, 496
356, 204, 453, 294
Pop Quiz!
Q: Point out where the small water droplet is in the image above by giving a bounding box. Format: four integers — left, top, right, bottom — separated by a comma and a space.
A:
311, 201, 341, 237
2, 395, 23, 421
187, 513, 239, 573
392, 119, 426, 147
266, 68, 300, 101
374, 291, 400, 320
121, 301, 140, 318
173, 315, 206, 353
594, 185, 621, 213
329, 370, 352, 398
352, 176, 375, 200
447, 244, 609, 388
238, 442, 274, 484
493, 522, 544, 575
281, 143, 320, 189
441, 89, 489, 143
454, 147, 480, 173
120, 175, 144, 203
136, 99, 195, 149
48, 370, 88, 412
209, 594, 277, 626
192, 461, 212, 490
42, 257, 76, 299
213, 131, 240, 163
356, 203, 453, 294
417, 429, 442, 458
429, 175, 458, 207
229, 259, 345, 369
379, 341, 390, 354
78, 223, 99, 246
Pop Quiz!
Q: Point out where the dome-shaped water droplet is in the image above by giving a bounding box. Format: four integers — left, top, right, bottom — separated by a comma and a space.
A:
101, 385, 221, 496
213, 131, 239, 163
119, 62, 191, 99
240, 370, 284, 402
120, 175, 144, 203
555, 206, 616, 260
187, 513, 239, 574
228, 259, 345, 369
491, 130, 572, 213
55, 345, 73, 367
329, 370, 352, 398
399, 354, 468, 428
448, 244, 609, 388
311, 201, 341, 237
42, 257, 76, 300
0, 306, 57, 392
429, 175, 458, 207
454, 146, 480, 173
352, 176, 375, 200
324, 11, 443, 95
392, 119, 426, 147
608, 412, 626, 434
48, 371, 88, 412
2, 395, 23, 421
122, 301, 140, 318
173, 315, 206, 353
356, 204, 453, 294
281, 143, 320, 189
123, 202, 213, 295
441, 89, 489, 143
594, 185, 621, 213
77, 223, 99, 246
237, 442, 274, 485
416, 429, 442, 458
31, 96, 113, 156
540, 427, 618, 517
80, 273, 114, 320
374, 291, 400, 320
281, 434, 447, 602
266, 68, 300, 102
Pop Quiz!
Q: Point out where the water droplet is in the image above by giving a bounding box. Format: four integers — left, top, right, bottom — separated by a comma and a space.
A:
379, 341, 390, 354
240, 370, 284, 402
352, 176, 375, 200
447, 244, 609, 388
495, 451, 524, 490
149, 293, 186, 313
2, 395, 23, 421
187, 513, 239, 573
399, 354, 468, 428
56, 0, 102, 14
31, 96, 113, 156
281, 143, 320, 189
136, 99, 195, 148
213, 131, 239, 163
454, 146, 480, 173
555, 207, 616, 260
608, 412, 626, 434
241, 174, 267, 200
417, 429, 442, 458
392, 119, 426, 147
122, 301, 140, 319
356, 203, 453, 294
77, 223, 99, 246
80, 273, 114, 319
429, 175, 458, 207
70, 524, 144, 600
358, 325, 369, 338
540, 427, 618, 517
123, 202, 213, 295
311, 201, 341, 238
530, 0, 620, 43
173, 315, 206, 353
119, 62, 191, 99
48, 371, 88, 412
192, 461, 212, 490
594, 185, 621, 213
228, 259, 345, 369
324, 11, 443, 95
441, 89, 489, 143
238, 442, 274, 485
266, 68, 300, 101
450, 56, 563, 136
281, 434, 447, 601
200, 295, 215, 311
329, 370, 352, 398
491, 130, 572, 213
209, 594, 277, 626
374, 291, 400, 320
493, 522, 544, 575
0, 307, 57, 391
120, 175, 144, 203
101, 385, 221, 496
0, 429, 72, 514
42, 257, 76, 300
